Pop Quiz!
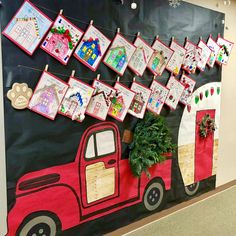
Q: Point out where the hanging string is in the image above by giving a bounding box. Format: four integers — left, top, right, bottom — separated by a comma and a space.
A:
17, 64, 162, 82
32, 2, 203, 43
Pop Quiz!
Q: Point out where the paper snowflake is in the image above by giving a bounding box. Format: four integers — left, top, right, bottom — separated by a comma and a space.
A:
168, 0, 181, 8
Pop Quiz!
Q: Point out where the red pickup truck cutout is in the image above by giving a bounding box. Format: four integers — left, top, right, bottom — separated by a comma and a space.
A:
7, 122, 172, 236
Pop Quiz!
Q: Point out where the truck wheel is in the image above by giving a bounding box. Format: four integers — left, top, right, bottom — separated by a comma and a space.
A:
185, 182, 200, 196
143, 181, 166, 211
18, 215, 58, 236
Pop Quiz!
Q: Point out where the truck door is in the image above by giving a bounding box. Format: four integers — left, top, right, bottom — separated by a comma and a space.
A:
195, 109, 215, 182
80, 123, 120, 209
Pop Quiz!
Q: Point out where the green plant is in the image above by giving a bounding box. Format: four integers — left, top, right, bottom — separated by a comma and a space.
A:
129, 112, 176, 178
199, 114, 216, 138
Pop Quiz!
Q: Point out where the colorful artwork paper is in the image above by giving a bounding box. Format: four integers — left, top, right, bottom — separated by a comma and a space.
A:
165, 76, 185, 110
86, 79, 116, 121
2, 0, 52, 55
147, 38, 174, 76
128, 36, 154, 76
108, 82, 135, 122
147, 80, 169, 115
28, 71, 69, 120
74, 25, 111, 71
197, 40, 212, 71
41, 14, 83, 65
103, 33, 136, 76
207, 36, 220, 68
166, 40, 186, 75
128, 81, 151, 119
59, 77, 94, 122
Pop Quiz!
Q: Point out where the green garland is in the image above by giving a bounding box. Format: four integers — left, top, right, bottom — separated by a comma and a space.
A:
199, 114, 216, 138
129, 112, 176, 178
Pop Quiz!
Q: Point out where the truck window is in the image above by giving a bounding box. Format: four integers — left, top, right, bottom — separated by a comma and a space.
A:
85, 135, 95, 159
96, 130, 115, 156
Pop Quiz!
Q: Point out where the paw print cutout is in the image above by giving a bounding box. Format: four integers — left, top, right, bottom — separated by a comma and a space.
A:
7, 83, 33, 110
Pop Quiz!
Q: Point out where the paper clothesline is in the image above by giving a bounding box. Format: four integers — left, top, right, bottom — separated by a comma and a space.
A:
17, 64, 168, 82
33, 2, 216, 43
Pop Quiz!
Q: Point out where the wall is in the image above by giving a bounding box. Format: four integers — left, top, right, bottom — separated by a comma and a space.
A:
0, 33, 8, 236
183, 0, 236, 186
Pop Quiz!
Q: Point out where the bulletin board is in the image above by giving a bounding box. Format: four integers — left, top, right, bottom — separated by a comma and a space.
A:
0, 0, 224, 235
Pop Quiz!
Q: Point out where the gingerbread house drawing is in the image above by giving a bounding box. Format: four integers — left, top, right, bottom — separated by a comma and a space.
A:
149, 50, 167, 72
87, 90, 111, 116
43, 30, 72, 61
31, 85, 59, 115
129, 92, 144, 114
106, 46, 127, 72
77, 38, 101, 66
8, 17, 40, 49
109, 95, 126, 118
130, 47, 147, 70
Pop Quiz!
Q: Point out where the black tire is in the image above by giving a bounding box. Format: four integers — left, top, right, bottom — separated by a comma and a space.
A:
185, 182, 200, 196
143, 180, 166, 212
18, 215, 59, 236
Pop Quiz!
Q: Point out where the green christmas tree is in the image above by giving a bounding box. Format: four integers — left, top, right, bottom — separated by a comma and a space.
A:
129, 112, 176, 178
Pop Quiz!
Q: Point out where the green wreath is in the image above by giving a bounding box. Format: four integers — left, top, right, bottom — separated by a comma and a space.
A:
199, 114, 216, 138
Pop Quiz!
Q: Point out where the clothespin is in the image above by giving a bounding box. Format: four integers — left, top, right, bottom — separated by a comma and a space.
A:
186, 36, 188, 42
133, 77, 136, 82
137, 32, 141, 37
96, 74, 101, 80
172, 36, 175, 41
59, 9, 63, 15
44, 64, 49, 72
200, 36, 203, 41
153, 75, 156, 81
156, 35, 159, 40
71, 70, 75, 77
90, 20, 94, 25
117, 76, 120, 82
218, 33, 221, 38
117, 28, 120, 34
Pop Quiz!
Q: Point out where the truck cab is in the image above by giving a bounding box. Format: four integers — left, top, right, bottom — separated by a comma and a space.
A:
7, 122, 172, 236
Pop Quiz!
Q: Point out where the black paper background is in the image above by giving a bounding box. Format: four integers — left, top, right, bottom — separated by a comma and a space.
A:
0, 0, 224, 235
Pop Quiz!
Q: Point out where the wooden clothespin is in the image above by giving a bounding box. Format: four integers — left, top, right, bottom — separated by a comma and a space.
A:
133, 77, 136, 82
137, 32, 141, 37
44, 64, 49, 72
90, 20, 94, 25
96, 74, 101, 80
200, 36, 203, 41
71, 70, 75, 77
59, 9, 63, 15
117, 76, 120, 82
218, 33, 221, 38
171, 36, 175, 42
156, 35, 159, 40
153, 75, 156, 81
117, 28, 120, 34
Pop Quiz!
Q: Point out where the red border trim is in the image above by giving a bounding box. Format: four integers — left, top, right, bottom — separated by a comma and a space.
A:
103, 33, 136, 76
28, 71, 69, 120
197, 39, 212, 72
128, 81, 152, 119
147, 38, 174, 76
108, 82, 135, 122
40, 14, 84, 66
128, 36, 154, 77
179, 73, 196, 106
206, 35, 220, 68
147, 79, 169, 115
2, 0, 53, 56
164, 76, 185, 110
165, 39, 186, 76
58, 76, 95, 122
73, 24, 111, 72
85, 79, 117, 121
215, 36, 234, 66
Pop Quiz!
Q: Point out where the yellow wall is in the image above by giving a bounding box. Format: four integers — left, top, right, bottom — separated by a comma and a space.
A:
184, 0, 236, 186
